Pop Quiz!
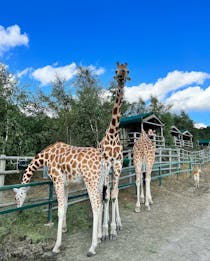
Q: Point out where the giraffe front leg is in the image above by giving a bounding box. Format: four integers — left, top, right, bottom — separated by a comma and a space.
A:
97, 203, 103, 243
102, 199, 110, 240
110, 186, 121, 239
110, 161, 122, 240
62, 186, 69, 233
52, 205, 64, 253
52, 181, 65, 253
87, 209, 99, 257
115, 197, 122, 230
110, 197, 117, 240
86, 180, 102, 257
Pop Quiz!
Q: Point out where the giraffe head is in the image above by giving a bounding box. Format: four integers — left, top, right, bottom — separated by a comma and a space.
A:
148, 129, 156, 136
13, 187, 30, 208
147, 129, 156, 140
114, 62, 130, 83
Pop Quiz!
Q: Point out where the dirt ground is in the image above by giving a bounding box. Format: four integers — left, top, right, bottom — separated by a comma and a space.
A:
56, 163, 210, 261
2, 163, 210, 261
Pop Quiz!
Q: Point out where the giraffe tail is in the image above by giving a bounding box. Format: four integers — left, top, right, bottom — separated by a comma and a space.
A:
103, 185, 107, 201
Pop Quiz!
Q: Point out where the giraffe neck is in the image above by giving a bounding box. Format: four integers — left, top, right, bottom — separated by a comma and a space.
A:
105, 80, 124, 139
22, 153, 46, 184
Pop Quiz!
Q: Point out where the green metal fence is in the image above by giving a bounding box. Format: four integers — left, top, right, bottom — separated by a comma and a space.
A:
0, 146, 210, 222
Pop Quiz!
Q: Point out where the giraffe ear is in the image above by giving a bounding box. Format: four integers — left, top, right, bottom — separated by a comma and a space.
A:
13, 188, 19, 193
116, 62, 120, 66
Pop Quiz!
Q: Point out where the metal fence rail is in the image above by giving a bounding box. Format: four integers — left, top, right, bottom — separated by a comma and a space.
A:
0, 146, 210, 221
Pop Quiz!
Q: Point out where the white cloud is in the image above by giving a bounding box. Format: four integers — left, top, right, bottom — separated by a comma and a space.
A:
31, 63, 77, 85
166, 86, 210, 111
124, 70, 210, 112
124, 83, 154, 102
31, 63, 105, 86
153, 70, 210, 99
125, 70, 210, 103
0, 25, 29, 56
16, 67, 33, 78
194, 122, 207, 129
87, 65, 105, 76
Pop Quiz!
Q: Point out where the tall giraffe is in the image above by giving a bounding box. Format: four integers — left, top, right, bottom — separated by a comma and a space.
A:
13, 63, 129, 256
133, 129, 156, 212
13, 142, 106, 256
100, 62, 130, 240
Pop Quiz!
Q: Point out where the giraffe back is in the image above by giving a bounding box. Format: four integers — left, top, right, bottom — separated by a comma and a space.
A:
133, 131, 156, 164
26, 142, 103, 180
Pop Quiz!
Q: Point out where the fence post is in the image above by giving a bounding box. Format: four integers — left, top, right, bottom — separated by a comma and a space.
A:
158, 165, 162, 186
128, 150, 133, 184
0, 155, 6, 202
169, 149, 172, 176
189, 157, 193, 176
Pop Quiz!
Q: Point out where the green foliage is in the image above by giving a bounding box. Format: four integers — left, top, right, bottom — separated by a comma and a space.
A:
0, 62, 209, 156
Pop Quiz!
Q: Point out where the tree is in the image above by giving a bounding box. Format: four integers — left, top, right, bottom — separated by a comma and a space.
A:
124, 97, 146, 116
72, 66, 107, 146
0, 63, 20, 154
148, 96, 172, 115
38, 76, 74, 144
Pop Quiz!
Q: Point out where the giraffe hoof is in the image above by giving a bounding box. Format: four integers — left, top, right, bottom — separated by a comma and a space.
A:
135, 207, 141, 213
140, 198, 145, 203
87, 251, 96, 257
146, 206, 151, 211
117, 225, 122, 231
102, 235, 109, 241
62, 227, 67, 233
110, 234, 117, 240
52, 248, 60, 254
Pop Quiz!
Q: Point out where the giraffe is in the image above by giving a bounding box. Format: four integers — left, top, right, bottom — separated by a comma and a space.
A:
13, 63, 129, 256
133, 129, 156, 212
99, 62, 130, 240
193, 166, 202, 188
13, 141, 107, 256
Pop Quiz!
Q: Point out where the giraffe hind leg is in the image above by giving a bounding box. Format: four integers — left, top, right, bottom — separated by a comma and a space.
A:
102, 173, 110, 241
110, 161, 122, 240
135, 161, 142, 213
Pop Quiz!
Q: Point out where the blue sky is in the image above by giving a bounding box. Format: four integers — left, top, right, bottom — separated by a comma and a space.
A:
1, 0, 210, 127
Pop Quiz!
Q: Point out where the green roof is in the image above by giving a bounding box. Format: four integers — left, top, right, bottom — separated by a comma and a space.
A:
119, 112, 153, 127
199, 139, 210, 145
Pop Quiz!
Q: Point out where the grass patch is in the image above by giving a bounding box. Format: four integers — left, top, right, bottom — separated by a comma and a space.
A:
0, 200, 92, 246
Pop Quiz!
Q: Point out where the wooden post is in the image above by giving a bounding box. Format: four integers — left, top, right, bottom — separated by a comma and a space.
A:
169, 149, 172, 176
158, 148, 162, 185
0, 155, 6, 202
128, 150, 133, 184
